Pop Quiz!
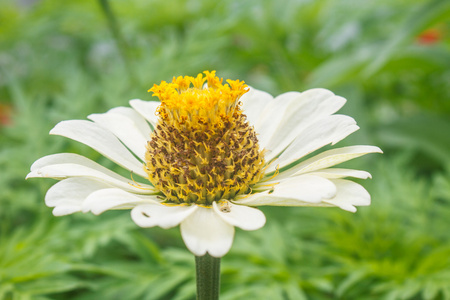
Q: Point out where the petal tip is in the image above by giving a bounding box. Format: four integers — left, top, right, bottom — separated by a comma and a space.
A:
25, 171, 40, 179
375, 146, 383, 154
49, 121, 66, 135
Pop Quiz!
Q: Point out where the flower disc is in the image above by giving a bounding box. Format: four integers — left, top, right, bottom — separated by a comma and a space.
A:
145, 71, 265, 205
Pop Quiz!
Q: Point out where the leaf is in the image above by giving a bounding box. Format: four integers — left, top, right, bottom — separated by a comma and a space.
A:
423, 281, 440, 300
15, 276, 86, 295
376, 113, 450, 165
363, 0, 450, 77
336, 270, 368, 297
284, 280, 308, 300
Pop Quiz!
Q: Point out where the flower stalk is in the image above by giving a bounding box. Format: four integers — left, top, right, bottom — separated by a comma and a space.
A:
98, 0, 138, 84
195, 254, 221, 300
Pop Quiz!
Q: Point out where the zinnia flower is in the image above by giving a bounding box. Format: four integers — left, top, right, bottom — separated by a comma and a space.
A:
27, 71, 381, 257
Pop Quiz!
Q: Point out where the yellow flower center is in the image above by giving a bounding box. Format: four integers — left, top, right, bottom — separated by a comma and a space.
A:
144, 71, 265, 206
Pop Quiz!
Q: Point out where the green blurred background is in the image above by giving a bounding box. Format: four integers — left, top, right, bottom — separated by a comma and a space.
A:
1, 0, 450, 299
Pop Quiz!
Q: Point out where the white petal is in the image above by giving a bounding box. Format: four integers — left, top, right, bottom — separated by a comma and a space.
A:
235, 175, 337, 206
322, 179, 371, 212
29, 152, 97, 172
240, 87, 273, 126
108, 107, 153, 137
27, 153, 155, 194
180, 207, 235, 257
264, 89, 346, 161
267, 115, 359, 172
234, 192, 328, 207
50, 120, 147, 177
129, 99, 160, 126
212, 201, 266, 231
131, 204, 198, 229
88, 107, 151, 161
275, 145, 382, 179
237, 179, 370, 213
83, 188, 158, 215
308, 168, 372, 179
45, 177, 111, 216
254, 91, 300, 150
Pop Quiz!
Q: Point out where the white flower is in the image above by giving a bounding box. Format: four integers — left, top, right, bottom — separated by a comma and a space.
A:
27, 71, 381, 258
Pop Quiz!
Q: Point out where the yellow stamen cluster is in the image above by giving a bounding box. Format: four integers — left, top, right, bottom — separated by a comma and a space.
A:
149, 71, 248, 129
144, 71, 265, 206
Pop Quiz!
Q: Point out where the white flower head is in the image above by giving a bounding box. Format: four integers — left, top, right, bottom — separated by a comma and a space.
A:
27, 71, 382, 257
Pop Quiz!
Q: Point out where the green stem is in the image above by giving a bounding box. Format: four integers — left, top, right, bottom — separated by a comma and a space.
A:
98, 0, 138, 84
195, 254, 221, 300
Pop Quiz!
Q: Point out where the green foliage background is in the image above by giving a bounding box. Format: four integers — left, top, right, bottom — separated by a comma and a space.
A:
1, 0, 449, 299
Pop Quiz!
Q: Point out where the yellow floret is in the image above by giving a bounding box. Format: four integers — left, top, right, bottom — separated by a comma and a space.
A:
149, 71, 249, 129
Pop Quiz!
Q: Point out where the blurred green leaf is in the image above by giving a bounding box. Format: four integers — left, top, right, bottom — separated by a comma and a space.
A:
376, 113, 450, 165
363, 0, 450, 77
